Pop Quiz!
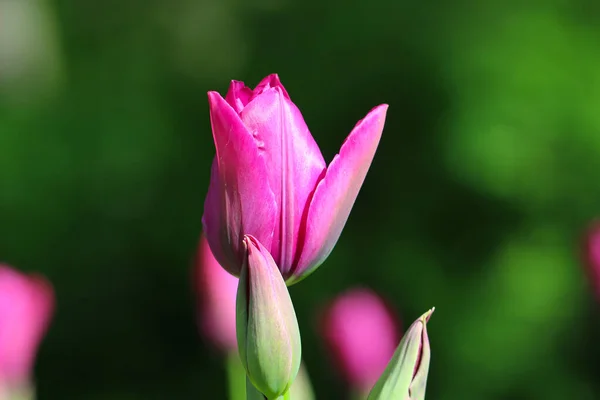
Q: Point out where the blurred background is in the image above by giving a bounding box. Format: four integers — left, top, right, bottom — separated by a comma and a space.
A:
1, 0, 600, 398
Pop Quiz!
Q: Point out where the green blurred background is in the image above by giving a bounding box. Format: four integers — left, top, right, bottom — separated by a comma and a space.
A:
1, 0, 600, 398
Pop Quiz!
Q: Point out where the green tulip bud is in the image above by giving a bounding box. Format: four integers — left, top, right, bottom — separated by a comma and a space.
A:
368, 308, 434, 400
236, 235, 302, 399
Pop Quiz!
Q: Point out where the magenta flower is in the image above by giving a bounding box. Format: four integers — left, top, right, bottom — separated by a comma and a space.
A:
320, 288, 401, 394
0, 265, 54, 390
584, 221, 600, 300
203, 74, 388, 284
194, 234, 239, 352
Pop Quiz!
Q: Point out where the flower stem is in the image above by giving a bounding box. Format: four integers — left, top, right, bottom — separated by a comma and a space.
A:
273, 391, 291, 400
226, 352, 246, 400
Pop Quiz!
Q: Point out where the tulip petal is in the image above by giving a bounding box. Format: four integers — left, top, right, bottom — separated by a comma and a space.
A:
225, 80, 253, 113
252, 74, 291, 100
202, 158, 238, 274
292, 105, 388, 283
202, 92, 277, 276
409, 314, 431, 400
240, 86, 326, 276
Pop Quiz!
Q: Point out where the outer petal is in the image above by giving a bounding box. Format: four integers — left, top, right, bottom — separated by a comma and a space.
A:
202, 157, 238, 274
240, 86, 326, 275
225, 80, 253, 114
291, 105, 388, 283
202, 92, 277, 276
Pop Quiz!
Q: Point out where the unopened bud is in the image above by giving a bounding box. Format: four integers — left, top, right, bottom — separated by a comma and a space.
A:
236, 235, 301, 399
368, 308, 434, 400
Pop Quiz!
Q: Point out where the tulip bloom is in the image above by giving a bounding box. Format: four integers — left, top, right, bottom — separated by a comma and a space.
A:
320, 288, 401, 395
0, 265, 54, 394
203, 74, 388, 284
584, 221, 600, 300
236, 235, 301, 399
194, 234, 239, 352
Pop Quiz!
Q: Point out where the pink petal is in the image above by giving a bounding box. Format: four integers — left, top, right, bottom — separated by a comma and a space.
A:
292, 105, 388, 282
202, 92, 277, 276
240, 86, 326, 276
202, 158, 238, 275
0, 265, 54, 384
251, 74, 291, 101
225, 80, 253, 113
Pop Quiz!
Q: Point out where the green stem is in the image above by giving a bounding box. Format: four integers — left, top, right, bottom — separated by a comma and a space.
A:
226, 352, 246, 400
273, 390, 291, 400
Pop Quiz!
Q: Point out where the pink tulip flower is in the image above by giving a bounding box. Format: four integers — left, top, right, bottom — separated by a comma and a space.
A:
584, 221, 600, 300
0, 265, 54, 391
194, 234, 239, 352
320, 288, 401, 395
202, 74, 388, 284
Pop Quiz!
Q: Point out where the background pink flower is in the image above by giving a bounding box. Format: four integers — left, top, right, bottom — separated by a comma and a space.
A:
319, 287, 401, 394
583, 221, 600, 300
0, 265, 54, 387
194, 234, 239, 352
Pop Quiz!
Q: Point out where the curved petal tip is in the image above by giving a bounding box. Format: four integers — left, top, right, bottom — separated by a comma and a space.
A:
292, 104, 388, 282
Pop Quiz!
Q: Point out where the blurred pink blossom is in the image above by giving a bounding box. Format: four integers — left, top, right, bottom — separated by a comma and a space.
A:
0, 264, 54, 389
320, 288, 401, 394
584, 221, 600, 300
194, 234, 239, 352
